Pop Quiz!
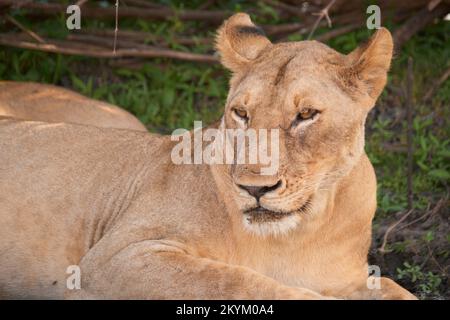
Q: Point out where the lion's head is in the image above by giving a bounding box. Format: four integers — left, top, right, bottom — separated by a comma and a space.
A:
214, 13, 393, 236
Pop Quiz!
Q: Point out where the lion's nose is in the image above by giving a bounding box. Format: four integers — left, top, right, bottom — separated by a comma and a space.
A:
238, 180, 282, 200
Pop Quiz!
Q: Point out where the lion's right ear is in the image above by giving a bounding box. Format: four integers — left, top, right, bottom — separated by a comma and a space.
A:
345, 28, 393, 100
215, 13, 272, 73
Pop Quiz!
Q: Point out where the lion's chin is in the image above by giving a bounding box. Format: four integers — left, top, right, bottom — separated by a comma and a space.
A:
241, 196, 312, 236
243, 196, 312, 221
242, 212, 301, 237
244, 207, 293, 222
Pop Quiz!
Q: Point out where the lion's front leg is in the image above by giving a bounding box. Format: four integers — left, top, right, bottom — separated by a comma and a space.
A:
66, 239, 331, 300
349, 277, 417, 300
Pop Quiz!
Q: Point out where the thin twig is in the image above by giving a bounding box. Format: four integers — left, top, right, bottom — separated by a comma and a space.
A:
423, 66, 450, 103
0, 33, 218, 63
378, 196, 447, 254
379, 209, 415, 253
121, 0, 164, 9
406, 57, 414, 210
315, 23, 361, 42
3, 14, 45, 43
396, 196, 447, 232
113, 0, 119, 54
197, 0, 216, 10
76, 0, 88, 6
67, 33, 155, 50
393, 1, 449, 51
0, 1, 229, 22
75, 29, 210, 46
260, 0, 310, 18
307, 0, 336, 40
428, 0, 442, 10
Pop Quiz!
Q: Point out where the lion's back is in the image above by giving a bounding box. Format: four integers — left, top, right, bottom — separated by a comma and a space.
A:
0, 81, 147, 132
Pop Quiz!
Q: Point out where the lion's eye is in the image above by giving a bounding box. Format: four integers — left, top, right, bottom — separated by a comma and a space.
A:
294, 108, 319, 124
232, 108, 248, 121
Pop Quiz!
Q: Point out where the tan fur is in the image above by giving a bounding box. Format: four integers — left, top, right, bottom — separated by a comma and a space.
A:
0, 81, 147, 131
0, 14, 415, 300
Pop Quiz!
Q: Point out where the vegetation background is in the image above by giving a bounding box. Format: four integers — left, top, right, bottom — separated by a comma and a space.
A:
0, 0, 448, 299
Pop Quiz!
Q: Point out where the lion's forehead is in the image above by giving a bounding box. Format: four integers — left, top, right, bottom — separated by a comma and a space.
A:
235, 52, 340, 94
257, 42, 338, 70
232, 70, 345, 107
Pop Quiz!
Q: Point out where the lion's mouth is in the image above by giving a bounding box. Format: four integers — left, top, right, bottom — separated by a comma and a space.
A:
243, 196, 312, 223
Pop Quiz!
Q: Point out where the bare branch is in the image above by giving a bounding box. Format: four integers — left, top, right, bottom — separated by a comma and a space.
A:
406, 57, 414, 210
423, 66, 450, 103
3, 13, 45, 43
315, 23, 360, 42
75, 29, 210, 47
75, 0, 88, 6
0, 33, 218, 63
379, 209, 415, 254
0, 0, 229, 22
113, 0, 119, 54
307, 0, 337, 40
393, 1, 449, 51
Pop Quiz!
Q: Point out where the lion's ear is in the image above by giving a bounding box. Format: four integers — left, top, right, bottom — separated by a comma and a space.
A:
346, 28, 393, 100
215, 13, 272, 73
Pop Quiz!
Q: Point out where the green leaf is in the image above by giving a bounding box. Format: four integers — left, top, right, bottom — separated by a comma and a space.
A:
423, 231, 434, 243
437, 149, 450, 158
161, 88, 175, 108
71, 75, 86, 92
428, 169, 450, 180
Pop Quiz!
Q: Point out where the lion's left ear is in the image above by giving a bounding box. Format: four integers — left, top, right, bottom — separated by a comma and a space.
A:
346, 28, 393, 100
215, 13, 272, 73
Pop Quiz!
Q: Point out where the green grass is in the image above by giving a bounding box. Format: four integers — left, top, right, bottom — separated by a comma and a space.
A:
0, 1, 448, 299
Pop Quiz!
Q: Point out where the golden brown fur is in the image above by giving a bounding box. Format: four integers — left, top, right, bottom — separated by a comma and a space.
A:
0, 14, 415, 299
0, 81, 147, 131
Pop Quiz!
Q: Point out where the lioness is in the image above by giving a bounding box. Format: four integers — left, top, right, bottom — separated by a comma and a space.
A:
0, 81, 147, 131
0, 14, 416, 299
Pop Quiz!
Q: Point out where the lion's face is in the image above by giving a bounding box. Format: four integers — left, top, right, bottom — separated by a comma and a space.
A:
216, 14, 393, 236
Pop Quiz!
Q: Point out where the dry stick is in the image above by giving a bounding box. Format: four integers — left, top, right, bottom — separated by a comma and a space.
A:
0, 34, 218, 63
0, 1, 229, 22
121, 0, 164, 9
264, 11, 367, 39
197, 0, 216, 11
273, 7, 413, 42
3, 14, 45, 43
260, 0, 311, 18
271, 2, 361, 40
262, 10, 363, 38
428, 0, 442, 10
76, 29, 210, 46
315, 23, 360, 42
379, 209, 415, 254
90, 23, 304, 43
113, 0, 119, 54
406, 57, 414, 211
67, 34, 209, 56
3, 0, 36, 8
393, 1, 449, 51
307, 0, 337, 40
67, 33, 159, 50
75, 0, 88, 6
423, 66, 450, 103
396, 196, 447, 233
426, 243, 448, 275
109, 58, 147, 70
